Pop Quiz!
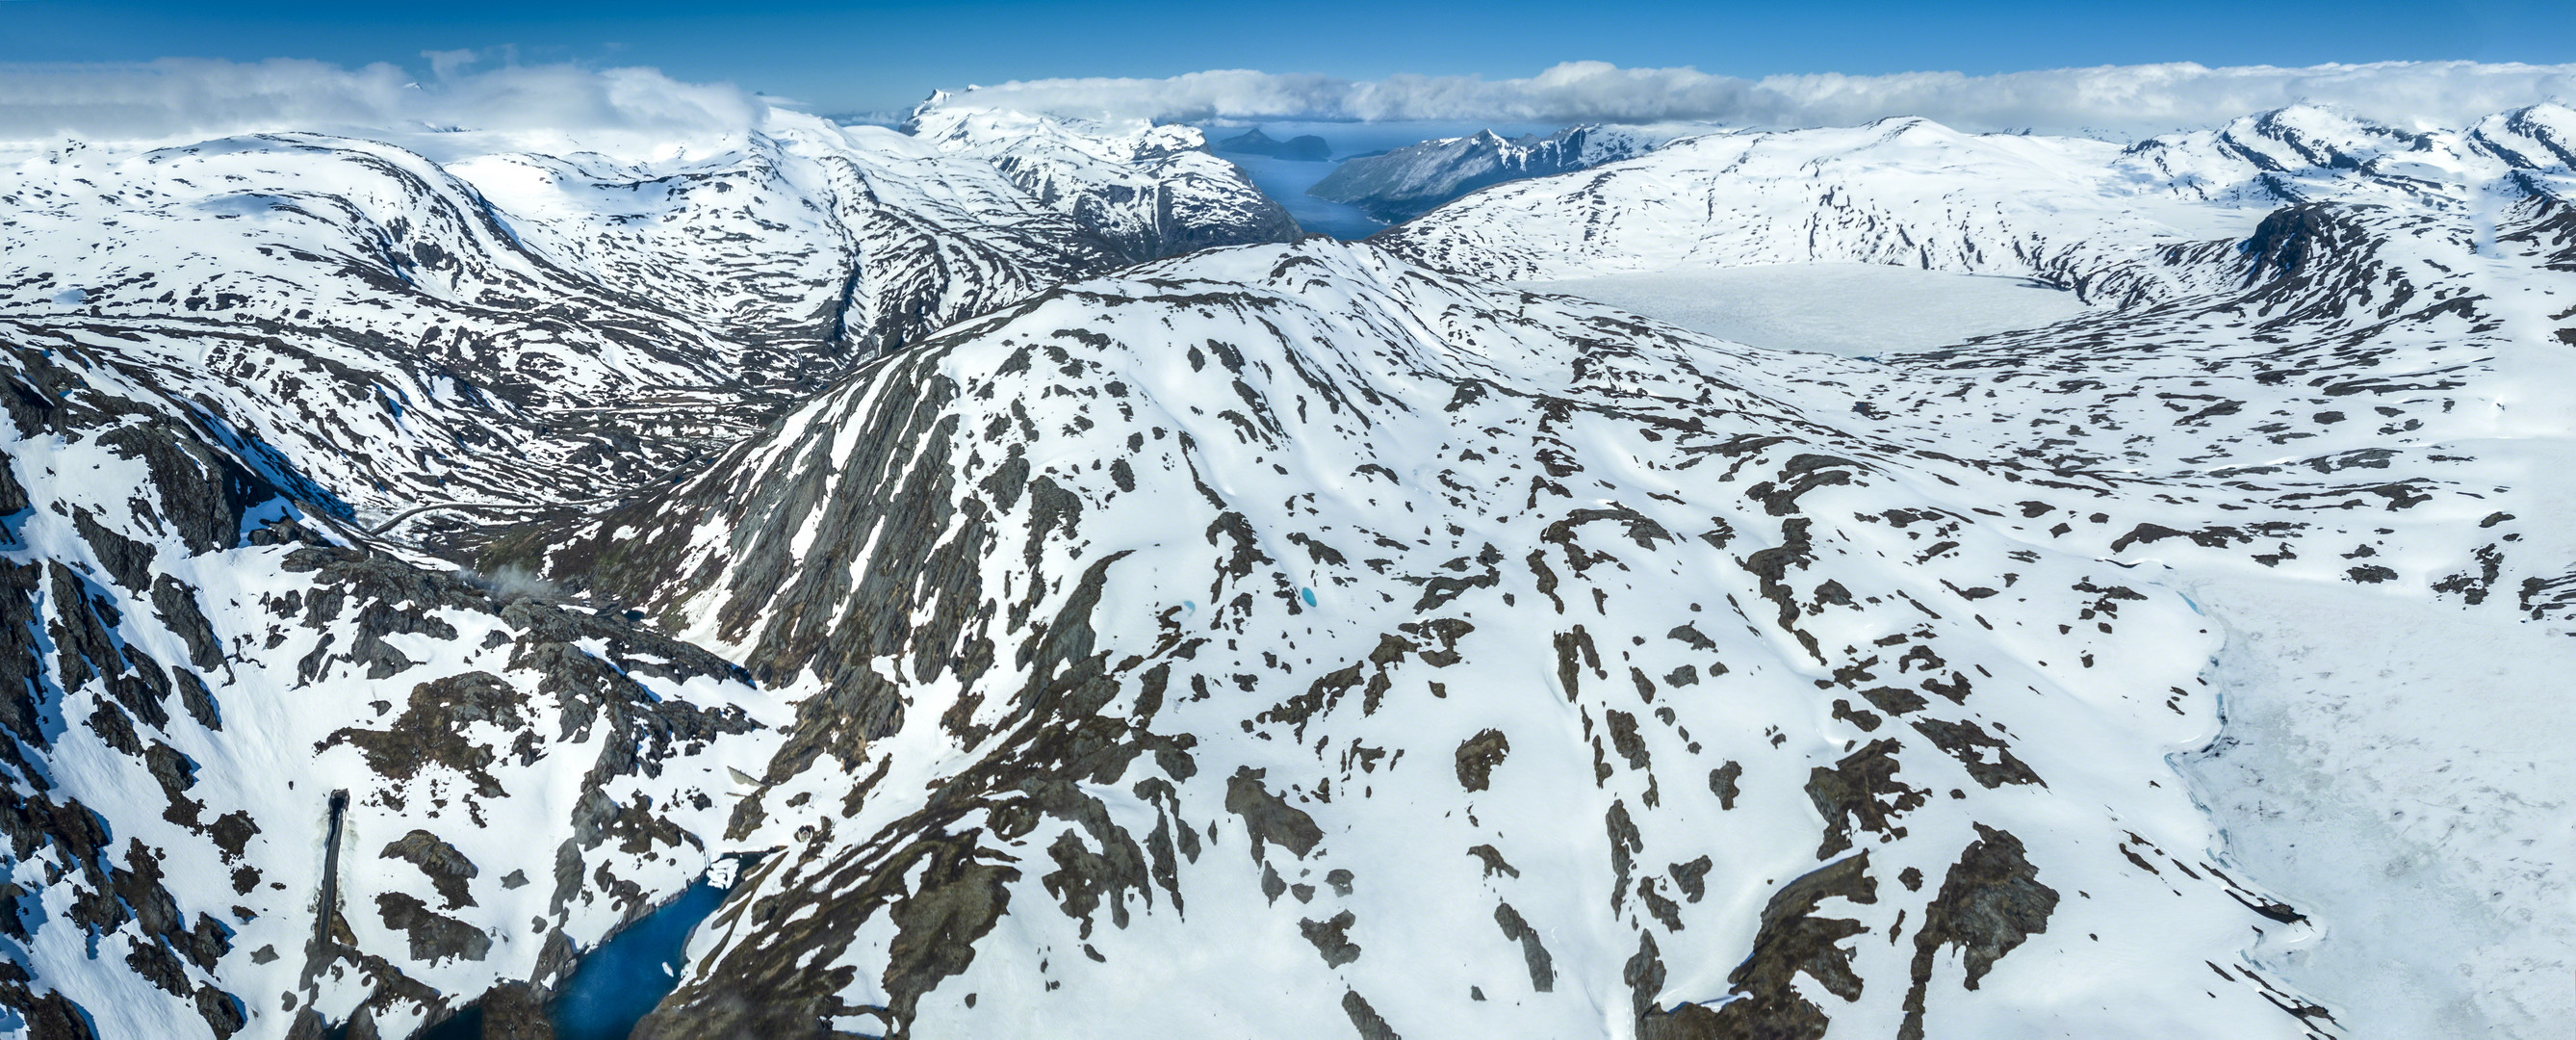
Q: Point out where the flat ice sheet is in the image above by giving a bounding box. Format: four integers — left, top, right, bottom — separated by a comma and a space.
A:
1513, 262, 2090, 355
2178, 573, 2576, 1037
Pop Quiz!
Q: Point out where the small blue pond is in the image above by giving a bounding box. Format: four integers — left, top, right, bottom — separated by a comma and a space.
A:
550, 879, 729, 1040
405, 876, 729, 1040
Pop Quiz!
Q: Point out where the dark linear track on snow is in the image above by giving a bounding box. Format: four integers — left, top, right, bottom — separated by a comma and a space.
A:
314, 789, 348, 958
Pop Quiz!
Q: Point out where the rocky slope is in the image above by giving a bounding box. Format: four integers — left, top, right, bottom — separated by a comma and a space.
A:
0, 323, 780, 1040
498, 147, 2575, 1033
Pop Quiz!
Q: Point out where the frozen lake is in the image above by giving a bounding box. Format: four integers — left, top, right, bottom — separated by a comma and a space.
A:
1512, 262, 2091, 356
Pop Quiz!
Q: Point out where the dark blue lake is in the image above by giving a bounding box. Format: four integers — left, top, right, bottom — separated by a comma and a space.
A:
549, 879, 728, 1040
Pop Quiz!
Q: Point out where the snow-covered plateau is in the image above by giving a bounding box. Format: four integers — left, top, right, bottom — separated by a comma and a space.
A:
0, 98, 2570, 1040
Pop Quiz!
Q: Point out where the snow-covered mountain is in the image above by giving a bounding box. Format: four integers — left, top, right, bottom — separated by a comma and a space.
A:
0, 105, 1301, 1040
1307, 124, 1668, 222
4, 101, 2573, 1040
0, 321, 780, 1040
2113, 103, 2576, 205
500, 127, 2572, 1035
0, 112, 1296, 542
1384, 105, 2576, 295
905, 97, 1302, 263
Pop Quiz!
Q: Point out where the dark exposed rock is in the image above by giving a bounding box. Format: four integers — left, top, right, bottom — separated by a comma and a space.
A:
1228, 766, 1325, 859
1454, 729, 1510, 792
1899, 825, 2057, 1040
1660, 853, 1882, 1040
1908, 717, 2045, 789
470, 981, 554, 1040
1342, 990, 1403, 1040
1492, 902, 1556, 992
1806, 739, 1928, 858
1301, 910, 1362, 967
1709, 762, 1742, 810
322, 672, 527, 797
381, 829, 480, 910
375, 891, 491, 962
1669, 856, 1713, 903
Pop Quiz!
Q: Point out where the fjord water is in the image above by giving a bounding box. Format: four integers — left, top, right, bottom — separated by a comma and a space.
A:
1203, 119, 1561, 239
1213, 151, 1387, 238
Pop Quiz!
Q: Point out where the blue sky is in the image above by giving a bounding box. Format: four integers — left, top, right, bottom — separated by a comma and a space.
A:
4, 0, 2570, 116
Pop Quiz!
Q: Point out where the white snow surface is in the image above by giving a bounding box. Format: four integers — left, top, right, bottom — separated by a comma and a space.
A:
2179, 574, 2576, 1036
1510, 264, 2091, 356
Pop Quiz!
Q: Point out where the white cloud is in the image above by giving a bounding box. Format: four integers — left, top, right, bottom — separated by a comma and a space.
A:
0, 57, 769, 143
5, 57, 2573, 145
937, 60, 2576, 137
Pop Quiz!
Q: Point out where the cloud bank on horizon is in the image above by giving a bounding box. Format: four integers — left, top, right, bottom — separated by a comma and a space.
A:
943, 60, 2576, 136
4, 57, 2574, 143
0, 58, 764, 143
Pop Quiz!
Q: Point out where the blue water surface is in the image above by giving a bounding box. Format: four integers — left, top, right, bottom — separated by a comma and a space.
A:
1201, 119, 1565, 240
549, 879, 728, 1040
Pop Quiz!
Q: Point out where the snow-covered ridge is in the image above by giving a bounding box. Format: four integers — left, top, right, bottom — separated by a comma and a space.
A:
1381, 105, 2576, 299
496, 168, 2574, 1035
904, 99, 1302, 262
0, 113, 1297, 533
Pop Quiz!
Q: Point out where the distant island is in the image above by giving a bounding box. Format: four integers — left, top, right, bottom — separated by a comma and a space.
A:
1212, 127, 1331, 162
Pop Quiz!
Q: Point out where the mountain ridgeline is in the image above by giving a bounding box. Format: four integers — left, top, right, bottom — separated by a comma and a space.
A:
0, 98, 2572, 1040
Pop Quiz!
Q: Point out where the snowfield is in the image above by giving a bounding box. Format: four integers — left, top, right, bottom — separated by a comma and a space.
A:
1510, 264, 2092, 356
2178, 573, 2576, 1036
0, 99, 2571, 1040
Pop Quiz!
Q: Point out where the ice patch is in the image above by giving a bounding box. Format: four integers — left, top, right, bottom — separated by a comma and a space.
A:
2177, 575, 2576, 1037
1512, 263, 2090, 356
